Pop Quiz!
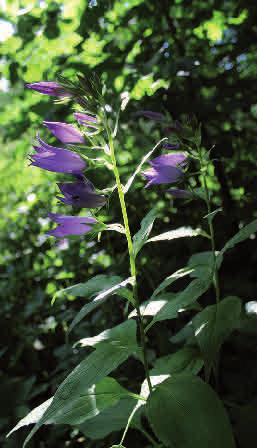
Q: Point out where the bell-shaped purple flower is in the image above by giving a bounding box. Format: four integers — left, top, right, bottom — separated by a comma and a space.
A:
47, 213, 97, 238
150, 153, 187, 168
142, 153, 187, 188
26, 82, 70, 97
74, 112, 98, 129
57, 178, 106, 208
43, 121, 85, 144
30, 136, 86, 174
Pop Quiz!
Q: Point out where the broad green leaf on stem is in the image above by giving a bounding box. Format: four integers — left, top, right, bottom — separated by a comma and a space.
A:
129, 267, 196, 319
7, 398, 53, 438
52, 274, 122, 303
151, 347, 203, 376
187, 251, 222, 280
124, 138, 167, 193
147, 226, 209, 243
69, 277, 134, 332
147, 375, 236, 448
8, 378, 133, 442
147, 277, 212, 331
14, 320, 138, 447
79, 397, 141, 440
192, 296, 242, 379
76, 320, 141, 350
137, 347, 204, 418
219, 218, 257, 259
113, 348, 204, 444
133, 208, 158, 258
151, 266, 194, 298
170, 321, 194, 344
128, 293, 176, 318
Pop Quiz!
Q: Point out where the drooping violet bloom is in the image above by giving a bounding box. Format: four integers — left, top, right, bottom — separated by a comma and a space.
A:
30, 135, 86, 174
74, 112, 98, 129
26, 82, 70, 97
57, 178, 106, 208
163, 142, 180, 150
43, 121, 85, 144
136, 110, 164, 121
151, 153, 187, 168
167, 188, 191, 198
142, 153, 187, 188
47, 213, 97, 238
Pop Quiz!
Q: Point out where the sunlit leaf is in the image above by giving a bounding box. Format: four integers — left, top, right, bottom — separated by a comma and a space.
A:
147, 227, 209, 243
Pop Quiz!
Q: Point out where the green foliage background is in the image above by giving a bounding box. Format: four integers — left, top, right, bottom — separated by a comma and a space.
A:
0, 0, 257, 446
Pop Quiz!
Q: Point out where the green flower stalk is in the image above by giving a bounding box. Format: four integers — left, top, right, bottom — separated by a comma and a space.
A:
198, 145, 220, 304
103, 113, 153, 393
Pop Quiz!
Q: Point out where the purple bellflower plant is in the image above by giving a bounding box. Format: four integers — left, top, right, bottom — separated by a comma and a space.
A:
10, 72, 249, 448
43, 121, 85, 144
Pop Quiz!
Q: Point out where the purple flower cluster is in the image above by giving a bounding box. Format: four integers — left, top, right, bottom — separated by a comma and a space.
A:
27, 81, 105, 238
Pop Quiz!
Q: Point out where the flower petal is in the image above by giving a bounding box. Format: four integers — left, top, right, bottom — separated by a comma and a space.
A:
43, 122, 85, 144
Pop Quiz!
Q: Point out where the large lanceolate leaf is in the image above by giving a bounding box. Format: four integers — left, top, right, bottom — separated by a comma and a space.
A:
151, 266, 194, 298
132, 208, 158, 257
7, 398, 53, 438
77, 320, 141, 351
151, 347, 203, 376
220, 218, 257, 257
187, 251, 221, 279
192, 296, 242, 379
128, 293, 176, 318
147, 277, 212, 331
147, 226, 208, 243
9, 320, 138, 447
147, 375, 236, 448
79, 397, 141, 440
69, 277, 133, 332
129, 267, 195, 319
8, 378, 133, 442
53, 274, 122, 303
